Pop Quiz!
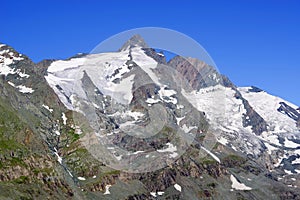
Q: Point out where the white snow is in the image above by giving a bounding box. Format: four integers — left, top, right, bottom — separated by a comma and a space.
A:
217, 137, 228, 145
181, 124, 197, 133
110, 110, 144, 130
201, 146, 221, 163
150, 191, 164, 197
131, 47, 159, 84
104, 74, 135, 104
67, 169, 73, 177
131, 47, 178, 104
47, 57, 86, 73
230, 174, 252, 191
274, 154, 288, 167
292, 158, 300, 164
177, 105, 184, 109
182, 85, 249, 136
124, 110, 144, 120
263, 134, 281, 146
157, 142, 178, 158
17, 85, 34, 93
131, 150, 145, 155
264, 142, 278, 155
54, 151, 62, 164
284, 170, 293, 175
113, 154, 122, 161
16, 69, 30, 78
146, 98, 161, 104
219, 126, 234, 133
176, 116, 185, 125
104, 185, 111, 195
93, 175, 97, 178
42, 104, 53, 113
284, 138, 300, 148
0, 49, 24, 77
8, 81, 15, 87
159, 86, 176, 97
62, 113, 67, 125
45, 50, 131, 110
7, 81, 34, 94
150, 192, 157, 197
174, 183, 182, 192
158, 86, 177, 104
55, 130, 60, 136
78, 177, 86, 181
0, 63, 14, 76
239, 87, 299, 133
75, 126, 82, 135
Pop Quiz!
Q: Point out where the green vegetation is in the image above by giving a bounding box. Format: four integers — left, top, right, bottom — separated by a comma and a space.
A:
0, 139, 25, 152
0, 98, 24, 135
0, 97, 30, 170
33, 167, 54, 175
66, 128, 80, 143
223, 154, 245, 162
103, 170, 120, 176
201, 158, 218, 165
14, 176, 29, 184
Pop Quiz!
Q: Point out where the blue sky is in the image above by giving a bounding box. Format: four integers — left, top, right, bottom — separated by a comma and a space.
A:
1, 0, 299, 105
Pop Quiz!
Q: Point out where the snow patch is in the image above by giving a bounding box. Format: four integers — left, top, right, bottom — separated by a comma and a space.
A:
146, 98, 161, 104
55, 130, 60, 136
230, 174, 252, 191
78, 177, 86, 181
43, 104, 53, 113
174, 183, 182, 192
104, 185, 111, 195
264, 142, 278, 155
284, 138, 300, 148
284, 170, 293, 175
181, 124, 197, 133
263, 134, 281, 146
292, 158, 300, 164
8, 81, 34, 94
218, 137, 228, 145
201, 146, 221, 163
157, 142, 178, 158
17, 85, 34, 93
176, 116, 185, 126
150, 192, 157, 197
62, 113, 67, 125
54, 151, 62, 164
158, 86, 177, 104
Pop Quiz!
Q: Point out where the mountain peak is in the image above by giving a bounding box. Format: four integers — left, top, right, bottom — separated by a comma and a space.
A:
119, 34, 149, 51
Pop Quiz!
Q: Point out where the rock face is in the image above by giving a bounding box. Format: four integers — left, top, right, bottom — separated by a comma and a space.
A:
278, 102, 300, 121
120, 35, 149, 51
0, 38, 300, 200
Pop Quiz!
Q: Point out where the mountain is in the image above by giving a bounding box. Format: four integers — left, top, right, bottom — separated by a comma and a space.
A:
0, 37, 299, 199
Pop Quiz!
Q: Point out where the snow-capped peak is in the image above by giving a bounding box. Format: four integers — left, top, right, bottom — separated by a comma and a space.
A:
119, 34, 149, 51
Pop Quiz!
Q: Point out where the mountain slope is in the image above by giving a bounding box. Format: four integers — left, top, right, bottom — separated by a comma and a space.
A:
0, 37, 299, 199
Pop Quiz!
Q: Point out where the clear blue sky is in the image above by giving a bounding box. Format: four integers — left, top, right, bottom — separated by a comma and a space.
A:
1, 0, 299, 105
